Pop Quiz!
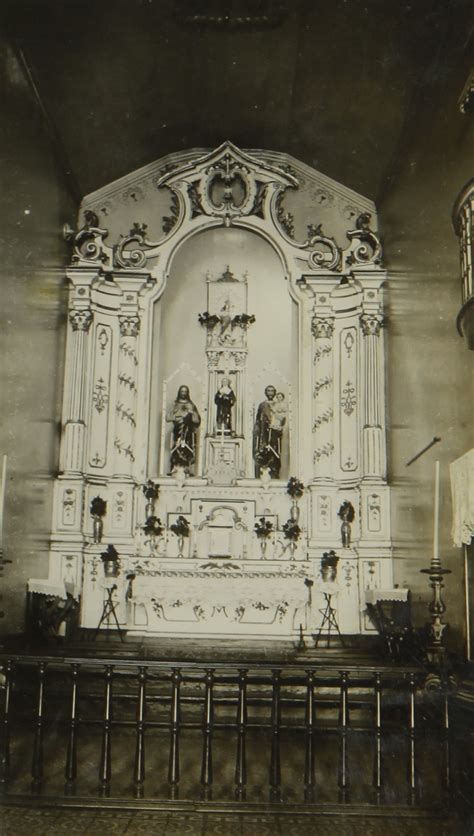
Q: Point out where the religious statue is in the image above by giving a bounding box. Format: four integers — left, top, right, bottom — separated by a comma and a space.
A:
214, 377, 236, 434
253, 385, 286, 479
166, 385, 201, 474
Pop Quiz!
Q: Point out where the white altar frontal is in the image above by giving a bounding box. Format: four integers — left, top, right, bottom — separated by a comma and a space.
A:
30, 142, 394, 641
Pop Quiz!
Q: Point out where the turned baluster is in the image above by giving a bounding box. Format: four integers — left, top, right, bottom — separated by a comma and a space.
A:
373, 672, 383, 798
133, 666, 147, 797
0, 661, 13, 792
304, 670, 316, 799
65, 663, 80, 794
99, 665, 113, 796
168, 668, 181, 797
269, 669, 281, 800
407, 672, 417, 802
235, 669, 248, 800
31, 662, 46, 793
338, 670, 349, 801
200, 669, 214, 799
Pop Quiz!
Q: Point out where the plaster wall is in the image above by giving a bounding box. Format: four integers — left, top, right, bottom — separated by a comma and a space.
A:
380, 57, 474, 647
0, 41, 76, 633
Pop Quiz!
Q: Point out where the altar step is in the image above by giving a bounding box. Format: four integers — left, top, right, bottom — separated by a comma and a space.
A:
28, 628, 385, 666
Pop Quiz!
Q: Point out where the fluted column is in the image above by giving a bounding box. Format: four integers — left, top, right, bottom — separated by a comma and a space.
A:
311, 316, 334, 480
360, 312, 385, 479
61, 308, 93, 473
114, 315, 140, 477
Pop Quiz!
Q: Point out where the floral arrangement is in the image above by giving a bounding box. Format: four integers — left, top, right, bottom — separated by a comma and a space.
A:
286, 477, 305, 499
100, 544, 119, 564
338, 501, 355, 523
198, 311, 219, 328
143, 516, 165, 537
232, 314, 256, 327
142, 480, 160, 502
282, 519, 301, 542
321, 549, 339, 569
90, 496, 107, 518
170, 515, 190, 538
254, 517, 274, 539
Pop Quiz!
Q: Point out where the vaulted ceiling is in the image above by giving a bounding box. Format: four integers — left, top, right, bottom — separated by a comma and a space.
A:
3, 0, 473, 202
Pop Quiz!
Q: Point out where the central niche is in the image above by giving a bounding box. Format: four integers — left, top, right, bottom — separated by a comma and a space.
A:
149, 227, 298, 481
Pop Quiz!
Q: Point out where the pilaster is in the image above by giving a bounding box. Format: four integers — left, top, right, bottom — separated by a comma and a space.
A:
61, 307, 93, 473
114, 314, 140, 478
311, 315, 335, 480
360, 312, 385, 480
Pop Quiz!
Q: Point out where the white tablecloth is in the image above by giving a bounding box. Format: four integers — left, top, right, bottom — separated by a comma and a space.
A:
365, 588, 408, 604
132, 567, 310, 610
450, 449, 474, 547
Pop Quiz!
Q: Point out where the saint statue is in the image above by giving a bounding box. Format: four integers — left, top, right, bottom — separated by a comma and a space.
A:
166, 385, 201, 474
214, 377, 236, 434
253, 385, 287, 479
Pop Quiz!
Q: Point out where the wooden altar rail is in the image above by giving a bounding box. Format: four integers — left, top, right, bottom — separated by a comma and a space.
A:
0, 655, 459, 810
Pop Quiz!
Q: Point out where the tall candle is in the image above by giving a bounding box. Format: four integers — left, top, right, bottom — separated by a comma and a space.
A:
0, 455, 7, 552
433, 459, 440, 565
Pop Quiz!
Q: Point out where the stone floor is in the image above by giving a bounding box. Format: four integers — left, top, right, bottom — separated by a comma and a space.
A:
0, 807, 471, 836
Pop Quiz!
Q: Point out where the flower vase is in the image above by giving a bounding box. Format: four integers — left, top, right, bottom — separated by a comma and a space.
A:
177, 535, 185, 558
93, 516, 103, 544
145, 500, 155, 519
341, 520, 351, 548
260, 538, 268, 559
321, 566, 337, 583
103, 559, 118, 579
290, 500, 300, 523
289, 540, 297, 561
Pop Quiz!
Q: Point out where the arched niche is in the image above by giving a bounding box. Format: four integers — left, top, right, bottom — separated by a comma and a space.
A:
148, 226, 298, 480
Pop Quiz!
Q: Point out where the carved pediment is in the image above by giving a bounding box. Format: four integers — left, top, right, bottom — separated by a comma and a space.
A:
157, 140, 298, 228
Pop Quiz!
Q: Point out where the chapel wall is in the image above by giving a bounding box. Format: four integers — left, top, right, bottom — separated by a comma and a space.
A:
380, 47, 474, 647
0, 38, 77, 634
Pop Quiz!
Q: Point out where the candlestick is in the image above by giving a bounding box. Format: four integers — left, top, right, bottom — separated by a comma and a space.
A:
421, 457, 450, 664
0, 454, 7, 554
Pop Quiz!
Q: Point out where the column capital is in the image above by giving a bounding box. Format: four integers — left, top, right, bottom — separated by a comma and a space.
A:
311, 316, 334, 339
119, 314, 140, 337
69, 308, 92, 332
360, 312, 384, 336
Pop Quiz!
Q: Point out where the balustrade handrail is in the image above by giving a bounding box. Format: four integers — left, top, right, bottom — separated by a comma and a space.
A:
0, 651, 423, 676
0, 650, 457, 811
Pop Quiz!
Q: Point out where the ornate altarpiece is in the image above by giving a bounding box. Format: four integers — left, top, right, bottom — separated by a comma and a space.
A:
29, 142, 393, 640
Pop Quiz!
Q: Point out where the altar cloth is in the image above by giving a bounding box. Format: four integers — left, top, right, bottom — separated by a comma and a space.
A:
131, 566, 310, 611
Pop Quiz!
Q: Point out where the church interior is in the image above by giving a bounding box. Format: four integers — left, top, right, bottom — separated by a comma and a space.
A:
0, 0, 473, 833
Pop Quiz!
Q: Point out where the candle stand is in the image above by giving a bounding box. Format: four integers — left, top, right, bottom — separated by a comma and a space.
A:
420, 459, 451, 666
420, 557, 451, 665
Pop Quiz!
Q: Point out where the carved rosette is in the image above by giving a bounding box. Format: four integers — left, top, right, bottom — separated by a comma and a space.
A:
61, 307, 93, 473
311, 317, 334, 477
114, 314, 140, 476
360, 312, 385, 478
